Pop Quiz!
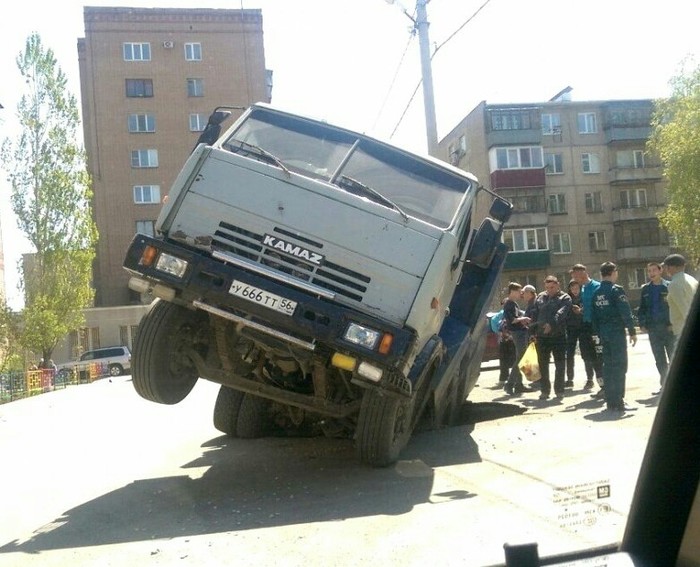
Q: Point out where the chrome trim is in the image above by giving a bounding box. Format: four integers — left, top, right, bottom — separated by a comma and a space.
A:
212, 249, 337, 300
192, 300, 316, 351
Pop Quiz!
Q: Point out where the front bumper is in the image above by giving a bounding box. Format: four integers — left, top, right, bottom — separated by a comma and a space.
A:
124, 234, 416, 373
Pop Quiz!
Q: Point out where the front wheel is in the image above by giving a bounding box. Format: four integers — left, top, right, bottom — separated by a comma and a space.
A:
132, 300, 208, 404
355, 391, 413, 467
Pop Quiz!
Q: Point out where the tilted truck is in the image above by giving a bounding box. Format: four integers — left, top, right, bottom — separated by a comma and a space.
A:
123, 103, 512, 466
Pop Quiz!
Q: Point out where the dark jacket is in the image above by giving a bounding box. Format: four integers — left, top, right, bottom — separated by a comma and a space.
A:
530, 291, 572, 338
637, 279, 671, 328
503, 298, 527, 332
566, 295, 584, 329
591, 281, 636, 336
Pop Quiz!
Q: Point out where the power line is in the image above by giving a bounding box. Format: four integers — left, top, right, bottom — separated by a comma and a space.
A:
371, 31, 416, 132
432, 0, 493, 58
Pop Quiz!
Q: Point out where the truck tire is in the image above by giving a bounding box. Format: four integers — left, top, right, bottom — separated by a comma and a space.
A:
356, 391, 413, 467
447, 374, 469, 426
132, 300, 205, 405
236, 394, 270, 439
213, 385, 245, 436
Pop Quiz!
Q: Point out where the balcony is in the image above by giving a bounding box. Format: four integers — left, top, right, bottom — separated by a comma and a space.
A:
609, 165, 663, 184
612, 204, 665, 223
605, 125, 652, 144
504, 250, 551, 270
491, 168, 545, 190
486, 129, 542, 147
615, 245, 671, 262
505, 212, 548, 228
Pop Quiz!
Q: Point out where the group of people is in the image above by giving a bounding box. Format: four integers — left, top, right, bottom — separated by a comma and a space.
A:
496, 254, 698, 413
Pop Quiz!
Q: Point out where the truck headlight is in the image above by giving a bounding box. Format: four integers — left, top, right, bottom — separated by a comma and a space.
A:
343, 323, 381, 350
155, 252, 188, 278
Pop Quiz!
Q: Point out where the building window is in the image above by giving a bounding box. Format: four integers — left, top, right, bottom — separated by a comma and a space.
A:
585, 191, 603, 213
69, 327, 100, 359
627, 267, 647, 289
616, 149, 645, 168
185, 42, 202, 61
547, 193, 567, 214
490, 109, 532, 131
503, 227, 548, 252
127, 113, 155, 133
136, 220, 155, 237
509, 194, 545, 214
620, 188, 647, 209
123, 42, 151, 61
495, 146, 543, 169
615, 220, 667, 248
581, 152, 600, 174
458, 134, 467, 153
187, 78, 204, 97
545, 152, 563, 174
125, 79, 154, 98
578, 112, 597, 134
189, 113, 208, 132
541, 113, 561, 135
588, 230, 607, 251
131, 149, 159, 168
551, 233, 572, 254
133, 185, 161, 204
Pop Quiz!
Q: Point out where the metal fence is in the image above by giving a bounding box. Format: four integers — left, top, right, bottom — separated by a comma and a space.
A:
0, 363, 111, 405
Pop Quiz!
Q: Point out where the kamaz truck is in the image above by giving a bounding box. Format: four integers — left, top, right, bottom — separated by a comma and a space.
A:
123, 103, 512, 466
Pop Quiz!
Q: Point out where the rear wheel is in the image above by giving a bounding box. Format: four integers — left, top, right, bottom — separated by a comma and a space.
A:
132, 300, 208, 404
213, 385, 245, 436
236, 394, 270, 438
109, 364, 124, 377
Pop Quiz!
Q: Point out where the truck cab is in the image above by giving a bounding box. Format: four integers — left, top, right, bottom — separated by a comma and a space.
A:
123, 103, 511, 466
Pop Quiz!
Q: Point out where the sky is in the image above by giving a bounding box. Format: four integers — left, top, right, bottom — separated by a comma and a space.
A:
1, 0, 698, 310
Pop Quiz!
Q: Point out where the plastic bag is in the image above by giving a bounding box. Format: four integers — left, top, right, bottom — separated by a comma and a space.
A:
518, 342, 541, 382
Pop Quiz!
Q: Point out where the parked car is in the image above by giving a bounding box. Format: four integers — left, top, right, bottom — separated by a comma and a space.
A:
481, 312, 501, 364
58, 346, 132, 378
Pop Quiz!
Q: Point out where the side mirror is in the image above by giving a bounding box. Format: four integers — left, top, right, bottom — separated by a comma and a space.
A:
193, 110, 232, 149
489, 197, 513, 224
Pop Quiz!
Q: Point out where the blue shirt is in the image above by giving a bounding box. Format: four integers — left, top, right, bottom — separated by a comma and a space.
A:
581, 278, 601, 323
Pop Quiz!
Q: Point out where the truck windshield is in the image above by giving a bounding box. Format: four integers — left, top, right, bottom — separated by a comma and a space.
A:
222, 108, 471, 228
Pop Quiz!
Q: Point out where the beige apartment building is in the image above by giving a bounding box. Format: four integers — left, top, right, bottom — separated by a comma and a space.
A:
55, 7, 270, 362
437, 91, 675, 308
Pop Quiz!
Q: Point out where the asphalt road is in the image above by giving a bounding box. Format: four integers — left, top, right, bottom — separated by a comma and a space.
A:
0, 335, 662, 567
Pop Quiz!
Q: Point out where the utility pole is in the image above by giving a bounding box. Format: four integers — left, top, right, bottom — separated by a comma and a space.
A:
415, 0, 438, 155
386, 0, 438, 155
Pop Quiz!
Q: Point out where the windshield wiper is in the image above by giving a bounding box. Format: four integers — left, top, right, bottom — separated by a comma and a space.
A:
226, 139, 291, 177
336, 175, 409, 222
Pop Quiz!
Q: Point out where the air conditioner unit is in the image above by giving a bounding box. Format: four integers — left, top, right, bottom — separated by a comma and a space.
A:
163, 41, 174, 49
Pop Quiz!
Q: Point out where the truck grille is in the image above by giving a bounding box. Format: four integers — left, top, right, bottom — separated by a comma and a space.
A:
212, 222, 370, 302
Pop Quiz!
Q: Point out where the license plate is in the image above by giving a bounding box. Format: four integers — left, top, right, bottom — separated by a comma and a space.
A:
229, 280, 297, 316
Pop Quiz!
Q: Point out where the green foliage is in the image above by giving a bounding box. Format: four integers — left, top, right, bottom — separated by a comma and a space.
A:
649, 58, 700, 265
0, 303, 24, 372
0, 33, 98, 363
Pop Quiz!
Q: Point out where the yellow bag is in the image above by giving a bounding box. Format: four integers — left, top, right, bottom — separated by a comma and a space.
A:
518, 342, 541, 382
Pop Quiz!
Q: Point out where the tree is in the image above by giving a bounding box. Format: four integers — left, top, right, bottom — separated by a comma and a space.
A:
0, 33, 97, 365
649, 59, 700, 266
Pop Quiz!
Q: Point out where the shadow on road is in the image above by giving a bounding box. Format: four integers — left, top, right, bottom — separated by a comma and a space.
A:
0, 401, 522, 554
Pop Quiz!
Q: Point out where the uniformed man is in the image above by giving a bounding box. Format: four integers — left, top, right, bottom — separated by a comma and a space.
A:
590, 262, 637, 412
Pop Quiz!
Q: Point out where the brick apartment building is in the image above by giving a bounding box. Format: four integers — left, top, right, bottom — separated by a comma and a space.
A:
437, 89, 676, 308
78, 6, 270, 308
51, 7, 270, 361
